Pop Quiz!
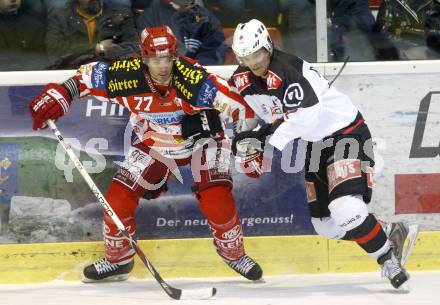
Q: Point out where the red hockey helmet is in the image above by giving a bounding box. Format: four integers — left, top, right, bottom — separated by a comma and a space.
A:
139, 25, 178, 58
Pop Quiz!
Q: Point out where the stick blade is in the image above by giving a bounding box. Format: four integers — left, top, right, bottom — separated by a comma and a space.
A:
401, 224, 420, 266
179, 287, 217, 300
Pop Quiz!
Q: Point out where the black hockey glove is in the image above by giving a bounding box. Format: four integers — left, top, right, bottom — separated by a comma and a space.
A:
181, 109, 223, 141
232, 119, 284, 157
231, 123, 274, 157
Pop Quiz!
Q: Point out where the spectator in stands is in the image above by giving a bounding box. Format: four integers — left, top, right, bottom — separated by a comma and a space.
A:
131, 0, 153, 10
328, 0, 399, 61
204, 0, 281, 28
375, 0, 440, 59
425, 0, 440, 53
46, 0, 138, 69
0, 0, 48, 70
136, 0, 226, 65
131, 0, 154, 19
278, 0, 316, 62
43, 0, 132, 16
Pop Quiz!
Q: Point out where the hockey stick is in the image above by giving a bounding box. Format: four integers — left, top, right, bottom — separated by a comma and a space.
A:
401, 224, 420, 266
46, 119, 216, 300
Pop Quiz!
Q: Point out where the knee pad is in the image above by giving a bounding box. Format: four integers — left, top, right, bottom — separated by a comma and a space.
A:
311, 217, 346, 240
328, 195, 369, 232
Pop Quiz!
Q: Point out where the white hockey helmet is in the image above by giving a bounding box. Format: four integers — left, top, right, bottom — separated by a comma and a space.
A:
232, 19, 273, 59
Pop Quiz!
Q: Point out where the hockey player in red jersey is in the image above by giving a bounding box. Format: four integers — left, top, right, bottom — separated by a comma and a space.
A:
29, 25, 262, 282
229, 19, 419, 289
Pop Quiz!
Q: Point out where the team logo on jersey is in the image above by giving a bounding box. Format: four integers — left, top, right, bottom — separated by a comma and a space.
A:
266, 70, 282, 90
283, 83, 304, 108
92, 62, 108, 89
233, 71, 251, 92
196, 79, 218, 106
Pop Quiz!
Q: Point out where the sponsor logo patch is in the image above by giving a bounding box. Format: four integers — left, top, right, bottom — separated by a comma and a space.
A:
140, 111, 185, 125
107, 78, 140, 93
233, 71, 251, 92
326, 159, 362, 193
114, 147, 154, 189
174, 59, 205, 85
173, 75, 194, 101
108, 58, 142, 72
266, 70, 282, 90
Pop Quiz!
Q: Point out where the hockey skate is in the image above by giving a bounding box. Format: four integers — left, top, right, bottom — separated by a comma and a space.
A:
382, 222, 420, 265
82, 258, 134, 283
226, 255, 263, 281
378, 248, 409, 289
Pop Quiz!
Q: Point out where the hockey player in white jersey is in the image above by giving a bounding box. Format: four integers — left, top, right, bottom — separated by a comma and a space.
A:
229, 19, 419, 289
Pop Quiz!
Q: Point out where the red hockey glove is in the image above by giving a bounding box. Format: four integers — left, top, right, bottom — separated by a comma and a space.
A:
29, 83, 72, 130
238, 152, 265, 179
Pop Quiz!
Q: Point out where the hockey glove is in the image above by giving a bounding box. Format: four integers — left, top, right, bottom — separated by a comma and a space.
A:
238, 151, 265, 179
29, 83, 72, 130
231, 123, 274, 157
181, 109, 223, 141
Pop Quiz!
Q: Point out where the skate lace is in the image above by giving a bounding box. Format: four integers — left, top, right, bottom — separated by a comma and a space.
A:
381, 254, 403, 279
94, 258, 119, 275
228, 255, 256, 275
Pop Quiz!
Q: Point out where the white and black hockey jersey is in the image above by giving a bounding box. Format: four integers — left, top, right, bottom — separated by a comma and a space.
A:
231, 49, 359, 150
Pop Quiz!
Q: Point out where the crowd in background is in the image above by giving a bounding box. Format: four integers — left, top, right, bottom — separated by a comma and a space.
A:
1, 0, 440, 71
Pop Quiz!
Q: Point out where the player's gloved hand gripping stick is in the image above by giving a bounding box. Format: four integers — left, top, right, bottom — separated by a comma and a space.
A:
46, 119, 216, 300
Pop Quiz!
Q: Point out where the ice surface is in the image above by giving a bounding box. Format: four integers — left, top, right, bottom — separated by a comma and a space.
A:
1, 271, 438, 305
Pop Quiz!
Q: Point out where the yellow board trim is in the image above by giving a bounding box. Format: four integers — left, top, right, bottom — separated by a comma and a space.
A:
0, 232, 439, 284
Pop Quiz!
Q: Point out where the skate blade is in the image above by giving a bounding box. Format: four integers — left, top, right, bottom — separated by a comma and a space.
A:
82, 274, 129, 283
401, 224, 420, 266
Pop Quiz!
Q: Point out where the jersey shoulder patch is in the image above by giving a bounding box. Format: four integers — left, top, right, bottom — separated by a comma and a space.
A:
106, 58, 149, 98
173, 57, 210, 105
196, 78, 218, 107
108, 58, 143, 73
91, 62, 109, 89
266, 70, 282, 90
232, 71, 252, 92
